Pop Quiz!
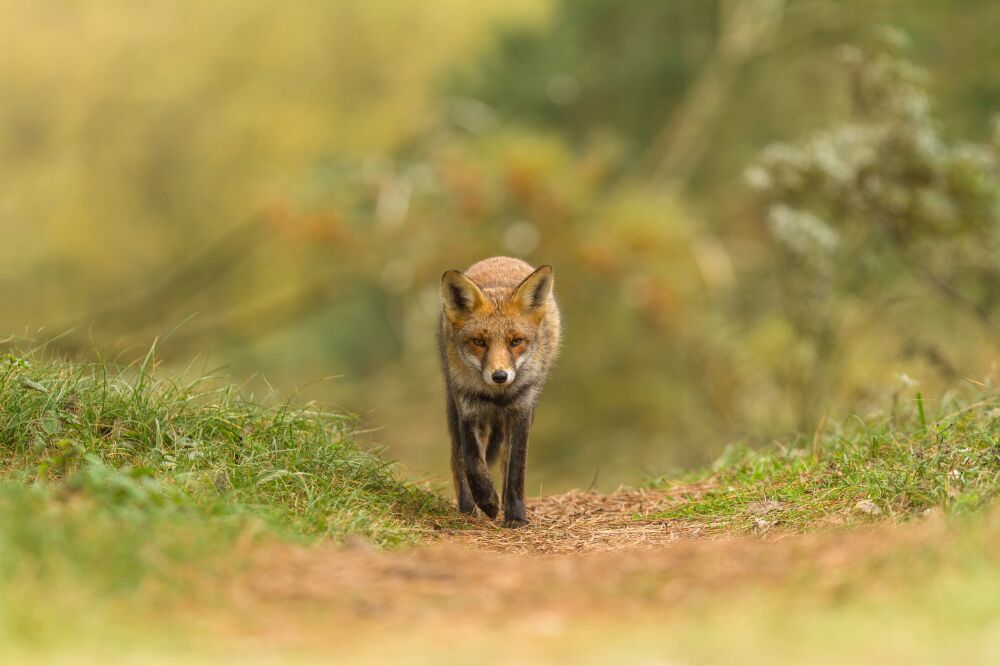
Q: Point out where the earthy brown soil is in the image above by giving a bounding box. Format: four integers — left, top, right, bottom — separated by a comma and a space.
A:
438, 487, 718, 554
210, 487, 950, 660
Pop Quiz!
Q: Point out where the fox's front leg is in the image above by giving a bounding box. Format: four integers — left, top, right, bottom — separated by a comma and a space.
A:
502, 409, 532, 528
447, 395, 475, 514
461, 418, 499, 519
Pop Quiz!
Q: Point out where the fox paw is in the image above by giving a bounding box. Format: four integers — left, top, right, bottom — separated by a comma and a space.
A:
478, 499, 500, 520
502, 516, 528, 529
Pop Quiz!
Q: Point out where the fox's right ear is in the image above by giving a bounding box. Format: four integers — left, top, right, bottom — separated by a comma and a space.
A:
441, 270, 488, 324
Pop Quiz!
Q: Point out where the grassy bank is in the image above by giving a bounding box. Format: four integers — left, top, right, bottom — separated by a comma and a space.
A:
651, 387, 1000, 531
0, 350, 447, 544
0, 350, 450, 649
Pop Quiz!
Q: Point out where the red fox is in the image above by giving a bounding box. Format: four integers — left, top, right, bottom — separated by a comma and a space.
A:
438, 256, 561, 527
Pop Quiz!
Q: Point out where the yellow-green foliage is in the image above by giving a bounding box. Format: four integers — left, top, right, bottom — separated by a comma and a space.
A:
0, 0, 546, 317
2, 2, 1000, 488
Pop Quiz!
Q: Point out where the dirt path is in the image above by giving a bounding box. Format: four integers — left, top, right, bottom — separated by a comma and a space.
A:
440, 486, 717, 554
240, 487, 923, 610
202, 488, 965, 664
237, 488, 728, 622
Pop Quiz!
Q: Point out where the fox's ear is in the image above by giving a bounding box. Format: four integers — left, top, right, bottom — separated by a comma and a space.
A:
441, 270, 488, 324
511, 265, 553, 316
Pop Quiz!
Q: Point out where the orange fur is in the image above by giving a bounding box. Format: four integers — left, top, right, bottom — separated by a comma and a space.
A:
437, 256, 561, 526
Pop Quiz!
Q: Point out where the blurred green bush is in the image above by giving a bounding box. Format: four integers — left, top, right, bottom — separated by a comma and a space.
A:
2, 0, 999, 488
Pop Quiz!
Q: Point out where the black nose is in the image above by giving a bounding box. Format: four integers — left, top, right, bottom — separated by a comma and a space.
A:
491, 370, 508, 384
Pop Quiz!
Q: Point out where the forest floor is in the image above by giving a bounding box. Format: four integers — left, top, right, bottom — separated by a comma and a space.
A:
176, 488, 998, 666
2, 356, 997, 664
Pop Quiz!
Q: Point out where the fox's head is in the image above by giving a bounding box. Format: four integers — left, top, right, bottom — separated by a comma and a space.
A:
440, 265, 554, 388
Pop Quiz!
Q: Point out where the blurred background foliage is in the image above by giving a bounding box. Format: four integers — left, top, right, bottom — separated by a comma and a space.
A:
2, 0, 999, 490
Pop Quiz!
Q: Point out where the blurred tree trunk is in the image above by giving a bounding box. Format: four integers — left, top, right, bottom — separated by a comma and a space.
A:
644, 0, 854, 193
646, 0, 787, 190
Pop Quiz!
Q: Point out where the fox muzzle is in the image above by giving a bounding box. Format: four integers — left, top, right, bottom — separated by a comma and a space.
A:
484, 367, 514, 386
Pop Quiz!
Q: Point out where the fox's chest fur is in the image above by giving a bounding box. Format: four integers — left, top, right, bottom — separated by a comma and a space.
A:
437, 256, 560, 527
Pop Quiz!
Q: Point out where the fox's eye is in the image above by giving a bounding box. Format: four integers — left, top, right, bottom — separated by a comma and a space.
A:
471, 338, 487, 348
509, 338, 525, 347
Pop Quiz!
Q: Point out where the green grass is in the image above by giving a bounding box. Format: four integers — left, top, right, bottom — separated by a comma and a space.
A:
650, 387, 1000, 530
0, 349, 455, 650
0, 350, 447, 546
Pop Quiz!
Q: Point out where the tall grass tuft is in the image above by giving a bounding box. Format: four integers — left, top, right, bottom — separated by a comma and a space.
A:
651, 385, 1000, 530
0, 351, 449, 547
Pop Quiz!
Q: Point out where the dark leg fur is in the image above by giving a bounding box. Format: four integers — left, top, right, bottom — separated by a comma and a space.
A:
447, 395, 475, 514
461, 418, 499, 519
502, 409, 532, 528
485, 416, 504, 466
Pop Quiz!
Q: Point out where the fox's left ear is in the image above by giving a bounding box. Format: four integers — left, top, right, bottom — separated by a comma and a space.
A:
511, 265, 554, 317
